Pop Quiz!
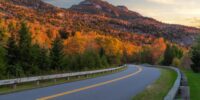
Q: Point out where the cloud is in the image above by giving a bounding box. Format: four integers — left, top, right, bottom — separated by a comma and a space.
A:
146, 0, 198, 6
146, 0, 176, 4
184, 18, 200, 28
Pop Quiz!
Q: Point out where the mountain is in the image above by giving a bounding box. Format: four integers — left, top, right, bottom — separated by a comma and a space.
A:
70, 0, 200, 46
7, 0, 60, 12
70, 0, 142, 20
1, 0, 200, 46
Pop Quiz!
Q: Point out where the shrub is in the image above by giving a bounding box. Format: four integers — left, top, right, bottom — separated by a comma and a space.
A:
172, 58, 181, 67
162, 44, 183, 66
191, 36, 200, 72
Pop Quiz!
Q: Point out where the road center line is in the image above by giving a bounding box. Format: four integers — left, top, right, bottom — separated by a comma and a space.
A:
37, 66, 143, 100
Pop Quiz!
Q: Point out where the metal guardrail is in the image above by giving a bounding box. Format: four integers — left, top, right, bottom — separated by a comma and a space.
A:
164, 66, 181, 100
141, 64, 181, 100
178, 71, 190, 100
0, 65, 126, 86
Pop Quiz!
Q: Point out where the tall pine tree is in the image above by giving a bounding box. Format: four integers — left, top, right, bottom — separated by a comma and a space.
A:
191, 36, 200, 72
6, 31, 22, 78
18, 22, 33, 75
31, 44, 50, 74
101, 55, 109, 68
50, 36, 64, 72
6, 32, 18, 65
162, 44, 172, 65
0, 45, 6, 79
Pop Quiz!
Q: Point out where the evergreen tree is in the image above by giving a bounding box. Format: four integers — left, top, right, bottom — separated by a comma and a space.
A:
6, 32, 19, 65
30, 44, 40, 73
59, 30, 70, 39
162, 44, 172, 65
30, 44, 49, 75
38, 47, 50, 73
93, 51, 102, 69
69, 54, 81, 71
99, 47, 109, 67
80, 50, 96, 70
139, 46, 154, 64
80, 49, 105, 70
6, 63, 24, 78
107, 54, 121, 66
172, 45, 183, 59
101, 55, 109, 68
18, 22, 33, 75
122, 50, 128, 64
191, 36, 200, 72
62, 55, 71, 72
6, 27, 25, 78
99, 48, 105, 58
6, 32, 22, 77
0, 45, 6, 79
115, 53, 121, 65
50, 37, 64, 71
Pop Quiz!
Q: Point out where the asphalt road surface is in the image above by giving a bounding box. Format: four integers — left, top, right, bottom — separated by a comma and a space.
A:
0, 64, 160, 100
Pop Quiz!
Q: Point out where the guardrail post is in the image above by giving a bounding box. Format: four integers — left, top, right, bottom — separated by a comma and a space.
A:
54, 79, 57, 83
93, 73, 95, 77
180, 86, 190, 100
66, 77, 70, 80
36, 80, 40, 86
179, 72, 190, 100
86, 74, 89, 78
12, 83, 17, 89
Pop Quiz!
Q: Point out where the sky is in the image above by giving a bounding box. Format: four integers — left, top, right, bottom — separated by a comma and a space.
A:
43, 0, 200, 27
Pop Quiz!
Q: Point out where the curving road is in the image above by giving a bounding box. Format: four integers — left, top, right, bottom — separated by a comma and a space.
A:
0, 65, 160, 100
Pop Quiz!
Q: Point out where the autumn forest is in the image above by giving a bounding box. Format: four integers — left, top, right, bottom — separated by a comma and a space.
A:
0, 0, 196, 80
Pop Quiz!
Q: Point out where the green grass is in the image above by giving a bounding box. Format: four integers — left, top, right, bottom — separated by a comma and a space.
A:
0, 67, 127, 95
184, 70, 200, 100
133, 67, 177, 100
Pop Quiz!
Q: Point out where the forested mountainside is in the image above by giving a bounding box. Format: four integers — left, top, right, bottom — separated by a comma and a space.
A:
0, 0, 191, 78
1, 0, 200, 46
70, 0, 200, 46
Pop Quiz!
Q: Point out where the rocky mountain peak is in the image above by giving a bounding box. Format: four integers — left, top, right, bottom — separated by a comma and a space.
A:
70, 0, 142, 19
117, 6, 128, 12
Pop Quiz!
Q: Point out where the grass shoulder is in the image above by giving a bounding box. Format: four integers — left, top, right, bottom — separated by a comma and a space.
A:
133, 67, 177, 100
183, 70, 200, 100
